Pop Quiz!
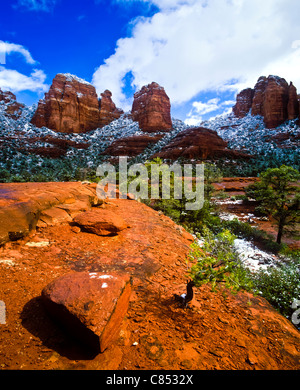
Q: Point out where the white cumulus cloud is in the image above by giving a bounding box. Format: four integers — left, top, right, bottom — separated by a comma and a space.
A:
0, 41, 48, 95
0, 42, 36, 65
185, 98, 235, 125
0, 67, 49, 93
92, 0, 300, 115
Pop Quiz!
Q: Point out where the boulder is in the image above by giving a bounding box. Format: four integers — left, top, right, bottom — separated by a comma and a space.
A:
36, 207, 72, 227
41, 271, 132, 353
131, 82, 172, 132
73, 209, 129, 236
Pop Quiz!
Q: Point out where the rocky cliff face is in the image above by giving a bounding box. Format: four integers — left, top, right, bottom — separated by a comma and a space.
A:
31, 74, 123, 133
232, 75, 300, 128
99, 90, 124, 127
262, 76, 290, 128
131, 82, 172, 132
287, 82, 299, 120
232, 88, 255, 118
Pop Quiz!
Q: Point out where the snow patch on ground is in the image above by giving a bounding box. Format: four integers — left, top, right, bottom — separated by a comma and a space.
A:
233, 238, 279, 272
202, 112, 299, 159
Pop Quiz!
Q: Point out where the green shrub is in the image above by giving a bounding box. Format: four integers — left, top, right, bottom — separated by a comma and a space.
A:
251, 259, 300, 319
188, 227, 253, 293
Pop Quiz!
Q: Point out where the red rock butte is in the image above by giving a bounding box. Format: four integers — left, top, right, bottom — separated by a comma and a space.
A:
131, 82, 173, 132
233, 75, 300, 128
30, 73, 123, 133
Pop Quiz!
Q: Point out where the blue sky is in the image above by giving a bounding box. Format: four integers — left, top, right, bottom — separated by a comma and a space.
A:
1, 0, 300, 124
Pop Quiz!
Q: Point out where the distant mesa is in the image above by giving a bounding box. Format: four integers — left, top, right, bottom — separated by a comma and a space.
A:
233, 75, 300, 128
30, 73, 123, 134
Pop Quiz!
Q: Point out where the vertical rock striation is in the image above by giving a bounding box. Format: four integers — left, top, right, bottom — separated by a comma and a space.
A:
232, 75, 300, 128
31, 74, 123, 133
131, 82, 172, 132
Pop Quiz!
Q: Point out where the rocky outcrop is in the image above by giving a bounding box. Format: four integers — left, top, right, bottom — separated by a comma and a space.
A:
154, 127, 250, 161
73, 209, 129, 236
262, 76, 289, 128
0, 88, 25, 119
30, 74, 122, 133
99, 90, 124, 127
251, 76, 267, 117
287, 82, 299, 120
233, 75, 300, 128
232, 88, 254, 118
0, 182, 102, 245
41, 271, 132, 354
131, 82, 172, 132
103, 134, 164, 157
212, 177, 260, 193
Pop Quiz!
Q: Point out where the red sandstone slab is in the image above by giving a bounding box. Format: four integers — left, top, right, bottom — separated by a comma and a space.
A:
41, 271, 132, 353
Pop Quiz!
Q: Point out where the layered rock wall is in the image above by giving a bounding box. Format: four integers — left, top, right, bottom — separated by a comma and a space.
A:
31, 74, 123, 133
131, 82, 172, 132
154, 127, 249, 161
232, 75, 300, 128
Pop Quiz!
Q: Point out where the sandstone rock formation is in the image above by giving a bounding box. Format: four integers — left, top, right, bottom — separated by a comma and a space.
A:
212, 177, 260, 193
287, 82, 299, 120
41, 271, 132, 353
233, 75, 300, 128
0, 88, 25, 119
103, 134, 164, 157
131, 82, 172, 132
99, 90, 124, 127
0, 89, 16, 104
73, 209, 129, 236
0, 182, 102, 245
232, 88, 254, 118
154, 127, 250, 161
30, 74, 123, 133
251, 76, 268, 117
262, 76, 289, 128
